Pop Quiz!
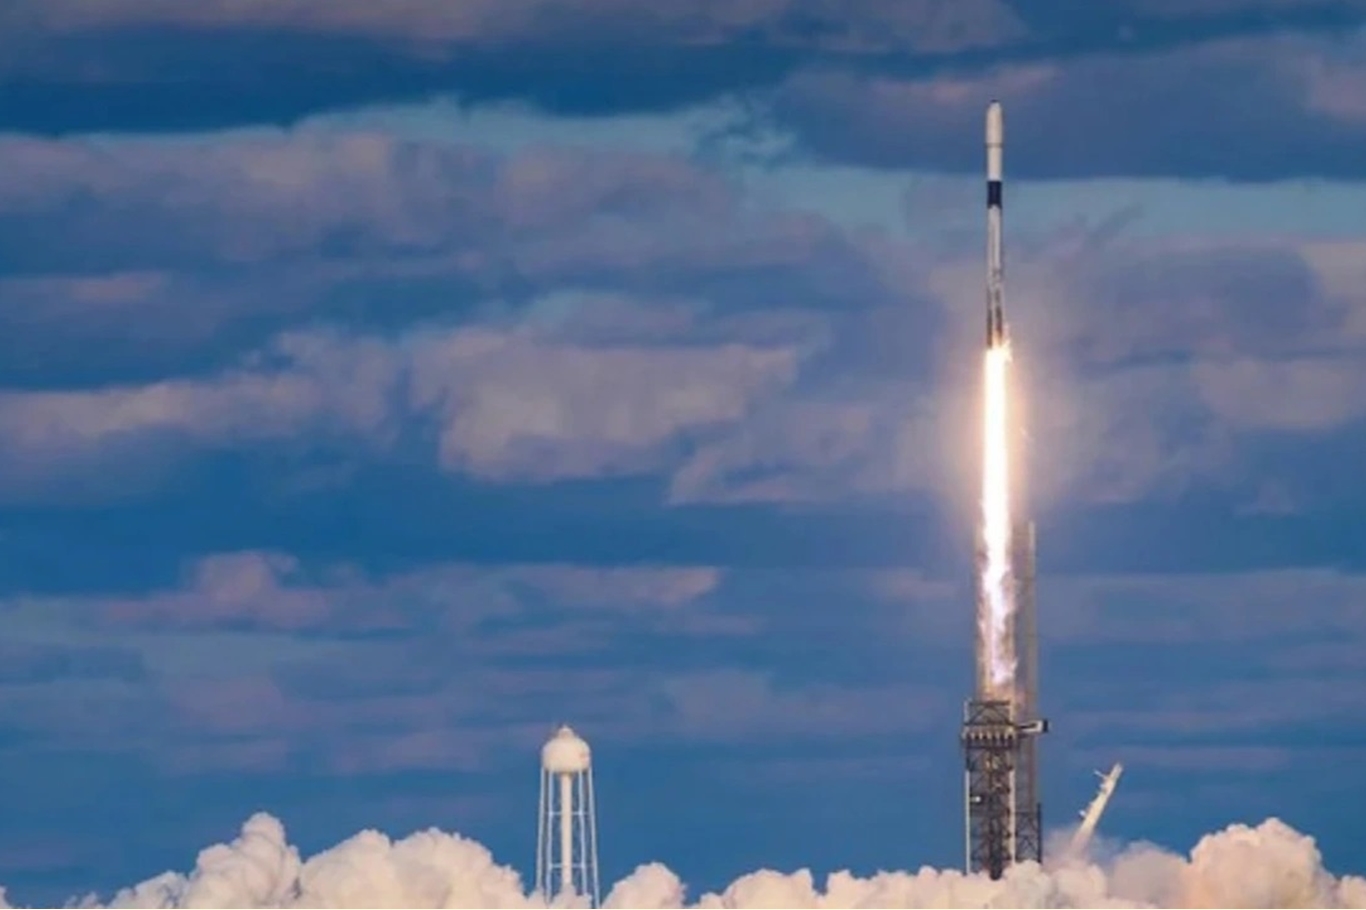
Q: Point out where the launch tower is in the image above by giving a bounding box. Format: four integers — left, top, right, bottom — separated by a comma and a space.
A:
961, 100, 1049, 880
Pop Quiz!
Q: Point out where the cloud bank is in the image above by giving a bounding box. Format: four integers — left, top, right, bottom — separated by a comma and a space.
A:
4, 811, 1357, 908
6, 0, 1365, 146
4, 111, 1364, 513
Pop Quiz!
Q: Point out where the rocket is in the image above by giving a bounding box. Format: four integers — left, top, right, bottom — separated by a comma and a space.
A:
985, 100, 1005, 348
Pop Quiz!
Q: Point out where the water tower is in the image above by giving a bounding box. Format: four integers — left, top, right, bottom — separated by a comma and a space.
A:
536, 724, 601, 907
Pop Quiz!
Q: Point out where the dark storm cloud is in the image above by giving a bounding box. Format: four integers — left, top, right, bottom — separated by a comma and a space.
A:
2, 0, 1363, 136
761, 27, 1366, 180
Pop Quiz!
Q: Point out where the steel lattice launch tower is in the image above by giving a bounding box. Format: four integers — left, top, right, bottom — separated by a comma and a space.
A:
961, 99, 1049, 880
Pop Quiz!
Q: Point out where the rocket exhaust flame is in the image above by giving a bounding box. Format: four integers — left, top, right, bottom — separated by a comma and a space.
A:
977, 97, 1016, 705
979, 340, 1016, 700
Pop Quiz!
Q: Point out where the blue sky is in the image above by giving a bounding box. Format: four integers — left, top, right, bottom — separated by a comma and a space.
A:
2, 0, 1366, 904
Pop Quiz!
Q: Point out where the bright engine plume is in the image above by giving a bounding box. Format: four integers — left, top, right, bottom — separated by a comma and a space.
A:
979, 339, 1016, 699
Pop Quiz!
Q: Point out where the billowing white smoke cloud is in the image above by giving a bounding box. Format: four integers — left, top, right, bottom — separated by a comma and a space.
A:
4, 813, 1362, 909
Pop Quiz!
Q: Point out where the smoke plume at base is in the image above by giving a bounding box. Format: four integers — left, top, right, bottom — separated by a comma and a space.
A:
2, 813, 1361, 909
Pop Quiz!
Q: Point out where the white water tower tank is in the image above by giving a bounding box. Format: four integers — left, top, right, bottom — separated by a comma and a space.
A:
535, 725, 600, 907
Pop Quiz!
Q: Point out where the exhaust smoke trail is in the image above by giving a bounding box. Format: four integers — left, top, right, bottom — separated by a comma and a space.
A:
6, 811, 1363, 908
979, 339, 1016, 701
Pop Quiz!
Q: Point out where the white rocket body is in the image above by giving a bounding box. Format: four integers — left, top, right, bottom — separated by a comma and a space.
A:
986, 100, 1005, 347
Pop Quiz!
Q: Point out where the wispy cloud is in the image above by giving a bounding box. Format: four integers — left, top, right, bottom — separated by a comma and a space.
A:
0, 552, 746, 775
759, 29, 1366, 179
0, 320, 807, 497
6, 0, 1362, 143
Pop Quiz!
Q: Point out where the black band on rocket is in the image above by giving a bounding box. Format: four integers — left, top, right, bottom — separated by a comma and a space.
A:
987, 180, 1002, 208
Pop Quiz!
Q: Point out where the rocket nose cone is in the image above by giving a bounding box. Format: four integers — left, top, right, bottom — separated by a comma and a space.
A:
986, 100, 1003, 146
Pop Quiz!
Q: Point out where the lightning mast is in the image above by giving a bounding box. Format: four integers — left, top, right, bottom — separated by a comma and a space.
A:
961, 100, 1049, 880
